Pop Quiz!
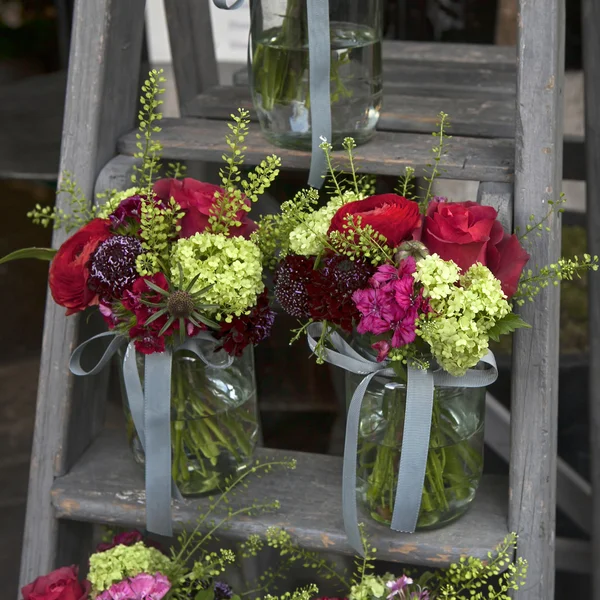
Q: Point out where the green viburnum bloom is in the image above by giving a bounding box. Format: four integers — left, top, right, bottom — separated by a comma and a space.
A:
87, 542, 173, 593
415, 255, 510, 377
170, 232, 264, 321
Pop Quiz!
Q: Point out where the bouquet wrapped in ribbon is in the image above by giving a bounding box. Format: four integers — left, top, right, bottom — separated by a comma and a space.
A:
255, 114, 598, 553
2, 70, 281, 536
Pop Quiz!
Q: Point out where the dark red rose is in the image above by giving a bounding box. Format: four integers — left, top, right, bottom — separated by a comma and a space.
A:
48, 218, 112, 315
421, 200, 530, 298
328, 194, 422, 249
153, 178, 257, 239
21, 566, 89, 600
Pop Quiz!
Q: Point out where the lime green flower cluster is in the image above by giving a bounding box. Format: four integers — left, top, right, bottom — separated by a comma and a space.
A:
415, 255, 510, 376
88, 542, 173, 593
171, 232, 263, 320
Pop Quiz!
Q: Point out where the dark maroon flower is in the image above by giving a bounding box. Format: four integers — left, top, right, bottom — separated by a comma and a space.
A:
109, 194, 144, 228
130, 326, 166, 354
274, 255, 314, 319
95, 530, 143, 553
307, 256, 375, 332
214, 581, 233, 600
88, 236, 143, 300
219, 289, 275, 356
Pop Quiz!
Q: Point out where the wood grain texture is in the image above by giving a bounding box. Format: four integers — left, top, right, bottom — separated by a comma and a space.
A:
509, 1, 565, 599
164, 0, 219, 113
51, 429, 509, 567
582, 0, 600, 596
184, 86, 516, 139
476, 182, 513, 232
18, 0, 145, 592
118, 118, 515, 182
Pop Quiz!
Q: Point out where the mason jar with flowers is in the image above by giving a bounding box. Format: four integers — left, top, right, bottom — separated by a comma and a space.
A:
255, 122, 598, 549
1, 72, 281, 535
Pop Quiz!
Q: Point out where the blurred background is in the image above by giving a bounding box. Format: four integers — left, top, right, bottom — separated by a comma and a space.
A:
0, 0, 590, 598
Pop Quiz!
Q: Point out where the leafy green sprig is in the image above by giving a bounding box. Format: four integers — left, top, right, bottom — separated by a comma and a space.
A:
208, 109, 281, 236
516, 195, 566, 247
420, 111, 451, 212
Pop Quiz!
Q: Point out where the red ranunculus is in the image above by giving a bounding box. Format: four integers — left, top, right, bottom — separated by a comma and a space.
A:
153, 178, 257, 239
328, 194, 422, 249
21, 566, 89, 600
421, 200, 530, 298
49, 218, 112, 315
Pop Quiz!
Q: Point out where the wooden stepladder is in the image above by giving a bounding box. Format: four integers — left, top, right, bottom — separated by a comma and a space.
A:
18, 1, 575, 599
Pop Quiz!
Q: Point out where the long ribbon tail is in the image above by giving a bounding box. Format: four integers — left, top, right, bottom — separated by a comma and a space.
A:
212, 0, 245, 8
144, 350, 175, 537
306, 0, 331, 188
69, 331, 126, 376
390, 365, 435, 533
343, 371, 379, 556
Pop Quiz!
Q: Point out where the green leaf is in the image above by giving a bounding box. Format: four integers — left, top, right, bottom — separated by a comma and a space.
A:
195, 590, 214, 600
487, 313, 531, 342
0, 247, 56, 265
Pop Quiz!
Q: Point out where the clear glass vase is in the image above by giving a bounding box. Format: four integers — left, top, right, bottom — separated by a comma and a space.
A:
346, 339, 486, 530
249, 0, 383, 149
120, 344, 259, 496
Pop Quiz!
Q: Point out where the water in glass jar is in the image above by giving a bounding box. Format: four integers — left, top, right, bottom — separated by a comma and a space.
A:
252, 22, 383, 149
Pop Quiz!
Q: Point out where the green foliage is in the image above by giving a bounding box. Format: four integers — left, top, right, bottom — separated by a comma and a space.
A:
207, 109, 281, 236
252, 188, 320, 269
486, 313, 531, 342
0, 247, 56, 265
166, 161, 188, 180
395, 166, 417, 200
420, 111, 451, 213
27, 171, 100, 232
131, 68, 166, 192
516, 195, 566, 248
328, 214, 394, 266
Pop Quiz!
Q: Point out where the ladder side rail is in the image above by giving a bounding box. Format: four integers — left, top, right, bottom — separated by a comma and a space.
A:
510, 1, 565, 599
18, 0, 146, 592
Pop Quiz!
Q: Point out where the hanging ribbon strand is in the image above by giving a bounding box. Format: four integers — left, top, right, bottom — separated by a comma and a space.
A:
213, 0, 331, 188
306, 322, 498, 556
70, 331, 233, 537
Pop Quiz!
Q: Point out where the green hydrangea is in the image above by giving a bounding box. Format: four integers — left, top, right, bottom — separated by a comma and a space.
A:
414, 255, 510, 376
170, 232, 264, 320
97, 187, 141, 218
288, 191, 361, 257
88, 542, 173, 593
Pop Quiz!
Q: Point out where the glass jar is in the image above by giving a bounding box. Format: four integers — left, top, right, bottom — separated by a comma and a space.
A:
121, 344, 259, 496
346, 341, 486, 530
249, 0, 383, 149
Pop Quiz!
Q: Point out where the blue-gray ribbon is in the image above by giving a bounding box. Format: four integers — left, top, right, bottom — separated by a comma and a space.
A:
70, 331, 233, 537
213, 0, 331, 189
306, 322, 498, 555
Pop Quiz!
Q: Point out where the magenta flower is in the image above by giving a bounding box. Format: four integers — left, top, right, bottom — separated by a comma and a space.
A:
386, 575, 413, 599
397, 256, 417, 277
372, 340, 391, 362
391, 277, 415, 311
353, 288, 396, 335
97, 573, 170, 600
390, 312, 418, 348
370, 264, 400, 288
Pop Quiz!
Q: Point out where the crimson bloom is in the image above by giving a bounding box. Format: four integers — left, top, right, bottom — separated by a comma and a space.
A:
21, 566, 89, 600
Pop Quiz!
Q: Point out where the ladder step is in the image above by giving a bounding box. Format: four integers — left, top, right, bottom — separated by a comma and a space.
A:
51, 428, 509, 567
117, 118, 515, 182
184, 86, 516, 140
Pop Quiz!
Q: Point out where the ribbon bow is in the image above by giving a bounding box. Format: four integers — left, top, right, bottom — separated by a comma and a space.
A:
306, 322, 498, 555
70, 331, 233, 537
212, 0, 331, 188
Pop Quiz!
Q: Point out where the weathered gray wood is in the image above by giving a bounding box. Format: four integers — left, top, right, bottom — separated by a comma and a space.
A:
18, 0, 146, 591
51, 428, 509, 567
94, 155, 142, 200
582, 0, 600, 596
485, 394, 592, 534
476, 182, 513, 233
118, 119, 515, 182
555, 538, 592, 574
184, 86, 516, 139
163, 0, 219, 114
510, 1, 565, 598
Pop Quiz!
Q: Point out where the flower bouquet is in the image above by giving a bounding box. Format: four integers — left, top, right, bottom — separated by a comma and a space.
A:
255, 114, 598, 543
1, 71, 281, 528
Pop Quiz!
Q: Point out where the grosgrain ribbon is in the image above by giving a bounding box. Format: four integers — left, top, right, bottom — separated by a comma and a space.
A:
212, 0, 331, 189
306, 322, 498, 555
70, 331, 234, 537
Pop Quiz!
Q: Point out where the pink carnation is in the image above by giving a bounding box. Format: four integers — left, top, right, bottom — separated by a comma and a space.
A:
98, 573, 170, 600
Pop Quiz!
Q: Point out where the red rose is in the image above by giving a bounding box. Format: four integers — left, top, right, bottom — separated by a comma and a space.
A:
49, 219, 111, 315
21, 566, 89, 600
328, 194, 422, 248
421, 200, 529, 298
153, 178, 257, 239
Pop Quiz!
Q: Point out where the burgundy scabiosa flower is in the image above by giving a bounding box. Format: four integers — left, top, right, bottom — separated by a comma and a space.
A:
89, 236, 143, 300
274, 255, 314, 318
219, 289, 275, 356
213, 581, 234, 600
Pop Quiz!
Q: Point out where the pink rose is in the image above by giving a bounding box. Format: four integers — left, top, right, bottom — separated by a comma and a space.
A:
21, 566, 89, 600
